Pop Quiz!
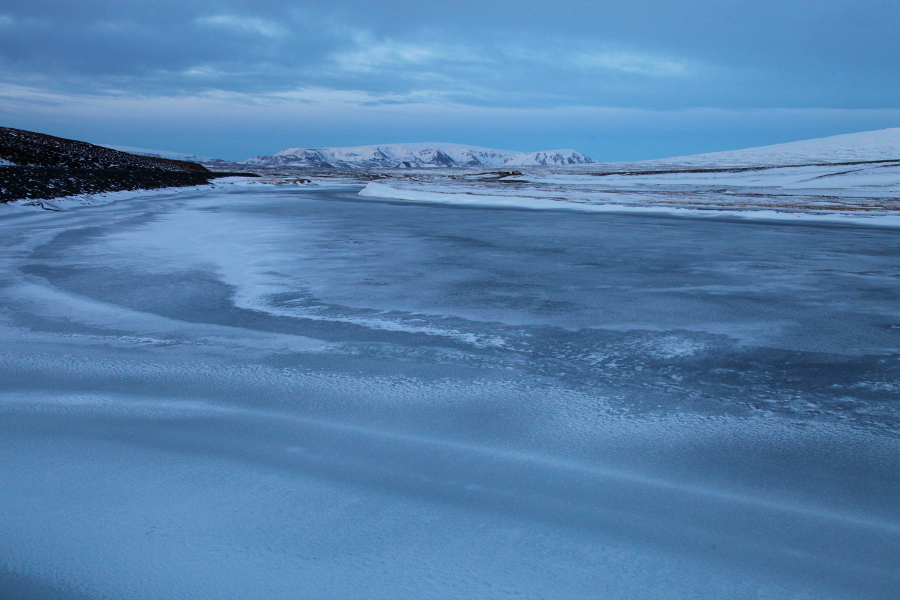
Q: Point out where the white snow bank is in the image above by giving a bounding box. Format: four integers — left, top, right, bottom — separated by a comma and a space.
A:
359, 181, 575, 209
358, 182, 900, 227
0, 177, 260, 214
0, 184, 214, 214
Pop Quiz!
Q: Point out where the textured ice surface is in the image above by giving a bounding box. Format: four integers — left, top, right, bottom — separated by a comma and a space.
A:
0, 184, 898, 599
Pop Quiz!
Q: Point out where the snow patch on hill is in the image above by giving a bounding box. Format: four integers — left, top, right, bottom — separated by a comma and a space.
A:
641, 128, 900, 167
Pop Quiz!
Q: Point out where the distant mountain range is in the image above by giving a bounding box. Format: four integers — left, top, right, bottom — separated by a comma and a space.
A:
243, 143, 595, 169
94, 128, 900, 171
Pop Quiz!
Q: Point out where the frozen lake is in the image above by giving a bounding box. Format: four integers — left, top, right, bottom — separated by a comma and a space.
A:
1, 183, 898, 599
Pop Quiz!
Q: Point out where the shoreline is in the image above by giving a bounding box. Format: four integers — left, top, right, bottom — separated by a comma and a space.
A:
359, 181, 900, 228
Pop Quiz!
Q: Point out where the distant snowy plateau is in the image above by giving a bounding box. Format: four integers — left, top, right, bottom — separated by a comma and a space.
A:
644, 127, 900, 167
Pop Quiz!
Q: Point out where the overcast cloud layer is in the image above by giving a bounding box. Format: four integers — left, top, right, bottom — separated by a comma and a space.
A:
1, 1, 898, 160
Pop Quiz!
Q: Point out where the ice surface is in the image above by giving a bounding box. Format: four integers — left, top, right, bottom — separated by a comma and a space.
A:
0, 183, 898, 599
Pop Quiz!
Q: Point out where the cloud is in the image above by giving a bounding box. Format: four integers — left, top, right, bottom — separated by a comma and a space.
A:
196, 14, 288, 38
499, 42, 698, 78
0, 13, 46, 28
3, 78, 898, 161
0, 82, 449, 118
0, 1, 897, 159
325, 31, 490, 76
333, 39, 439, 72
1, 2, 896, 111
572, 51, 693, 77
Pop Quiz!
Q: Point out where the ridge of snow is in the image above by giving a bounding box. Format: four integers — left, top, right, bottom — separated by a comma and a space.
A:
357, 181, 900, 227
643, 128, 900, 167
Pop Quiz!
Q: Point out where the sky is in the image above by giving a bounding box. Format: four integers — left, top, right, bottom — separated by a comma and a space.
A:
1, 1, 898, 161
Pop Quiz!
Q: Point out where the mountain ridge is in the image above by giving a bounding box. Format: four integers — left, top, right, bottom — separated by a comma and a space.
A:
245, 143, 594, 169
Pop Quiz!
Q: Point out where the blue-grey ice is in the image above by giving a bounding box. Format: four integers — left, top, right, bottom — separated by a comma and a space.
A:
0, 183, 897, 599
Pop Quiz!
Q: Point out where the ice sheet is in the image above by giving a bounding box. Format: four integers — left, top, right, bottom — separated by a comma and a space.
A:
0, 184, 897, 600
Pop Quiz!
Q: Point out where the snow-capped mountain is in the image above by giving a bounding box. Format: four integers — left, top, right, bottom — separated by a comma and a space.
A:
243, 143, 594, 169
641, 128, 900, 168
501, 150, 596, 167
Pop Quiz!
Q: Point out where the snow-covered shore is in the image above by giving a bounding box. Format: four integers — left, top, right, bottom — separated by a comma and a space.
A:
0, 176, 294, 214
358, 179, 900, 227
357, 129, 900, 224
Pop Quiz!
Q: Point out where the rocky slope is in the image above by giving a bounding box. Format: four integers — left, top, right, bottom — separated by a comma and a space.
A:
0, 167, 218, 205
0, 127, 210, 172
1, 127, 252, 203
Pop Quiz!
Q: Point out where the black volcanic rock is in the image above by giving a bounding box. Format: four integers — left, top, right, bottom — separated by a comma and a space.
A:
0, 127, 210, 172
0, 127, 257, 203
0, 167, 217, 204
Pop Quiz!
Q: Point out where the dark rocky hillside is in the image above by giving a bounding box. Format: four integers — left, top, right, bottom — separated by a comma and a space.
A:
0, 127, 208, 172
1, 126, 255, 203
0, 167, 216, 205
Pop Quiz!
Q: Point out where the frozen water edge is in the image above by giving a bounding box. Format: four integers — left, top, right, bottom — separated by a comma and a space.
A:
0, 184, 897, 600
0, 181, 218, 213
0, 177, 350, 214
